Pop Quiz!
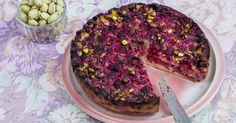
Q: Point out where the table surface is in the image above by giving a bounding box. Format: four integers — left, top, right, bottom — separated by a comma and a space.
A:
0, 0, 236, 123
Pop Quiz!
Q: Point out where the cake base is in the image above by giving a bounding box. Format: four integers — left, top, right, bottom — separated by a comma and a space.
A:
76, 77, 160, 115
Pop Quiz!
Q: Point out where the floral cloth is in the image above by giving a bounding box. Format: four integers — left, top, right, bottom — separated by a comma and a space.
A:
0, 0, 235, 123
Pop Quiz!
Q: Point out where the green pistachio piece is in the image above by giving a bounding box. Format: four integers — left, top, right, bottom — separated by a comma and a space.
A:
21, 5, 31, 13
40, 2, 48, 12
39, 20, 47, 26
48, 2, 56, 14
39, 12, 50, 20
47, 12, 60, 24
56, 5, 63, 14
28, 0, 34, 6
28, 19, 38, 26
19, 11, 28, 23
56, 0, 64, 7
34, 0, 43, 7
28, 9, 38, 19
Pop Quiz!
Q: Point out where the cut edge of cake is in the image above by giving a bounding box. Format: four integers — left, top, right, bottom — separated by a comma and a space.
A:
76, 77, 160, 115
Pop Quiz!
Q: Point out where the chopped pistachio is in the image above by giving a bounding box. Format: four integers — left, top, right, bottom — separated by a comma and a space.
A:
111, 15, 118, 21
174, 39, 180, 44
186, 23, 191, 28
147, 15, 154, 20
175, 58, 180, 62
111, 10, 117, 15
121, 40, 128, 46
78, 51, 83, 56
147, 19, 153, 23
178, 52, 184, 57
167, 29, 173, 34
111, 10, 119, 21
83, 63, 88, 68
88, 68, 95, 73
83, 47, 89, 54
129, 88, 134, 93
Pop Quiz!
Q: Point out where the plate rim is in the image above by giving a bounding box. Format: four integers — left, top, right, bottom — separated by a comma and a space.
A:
62, 22, 225, 123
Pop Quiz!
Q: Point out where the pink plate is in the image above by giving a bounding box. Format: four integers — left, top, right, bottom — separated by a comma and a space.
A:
62, 21, 225, 123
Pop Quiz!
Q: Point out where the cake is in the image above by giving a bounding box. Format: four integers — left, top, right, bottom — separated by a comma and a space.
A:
70, 3, 210, 115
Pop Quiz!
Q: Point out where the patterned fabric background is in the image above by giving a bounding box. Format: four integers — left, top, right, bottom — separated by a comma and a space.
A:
0, 0, 235, 122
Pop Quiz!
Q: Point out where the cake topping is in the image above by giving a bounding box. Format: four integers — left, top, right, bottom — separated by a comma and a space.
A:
167, 29, 173, 34
121, 39, 129, 46
178, 52, 184, 57
83, 47, 89, 54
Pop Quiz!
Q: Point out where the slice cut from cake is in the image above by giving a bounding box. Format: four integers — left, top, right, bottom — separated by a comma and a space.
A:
70, 3, 210, 115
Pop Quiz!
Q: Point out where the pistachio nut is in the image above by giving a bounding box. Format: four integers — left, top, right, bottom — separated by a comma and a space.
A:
39, 20, 47, 26
57, 0, 64, 7
47, 12, 60, 24
56, 5, 63, 14
40, 2, 48, 12
48, 2, 56, 14
21, 5, 31, 13
28, 19, 38, 26
20, 0, 29, 5
34, 0, 43, 7
39, 12, 50, 20
19, 11, 28, 23
34, 11, 40, 20
28, 9, 38, 19
31, 5, 38, 9
28, 0, 34, 6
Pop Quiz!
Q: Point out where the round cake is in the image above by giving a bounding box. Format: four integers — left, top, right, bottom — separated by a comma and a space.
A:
71, 3, 210, 115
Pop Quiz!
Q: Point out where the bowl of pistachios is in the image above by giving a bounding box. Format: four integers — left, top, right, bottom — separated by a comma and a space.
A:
16, 0, 67, 43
